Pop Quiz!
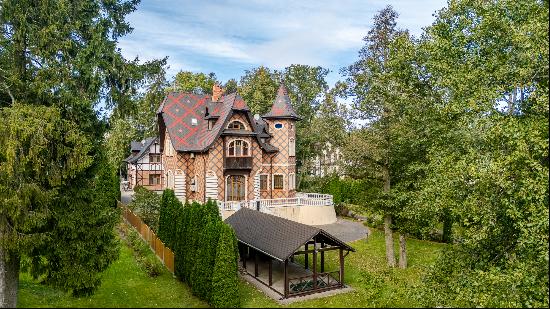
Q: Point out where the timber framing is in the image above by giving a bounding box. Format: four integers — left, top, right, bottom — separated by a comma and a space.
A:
225, 208, 354, 299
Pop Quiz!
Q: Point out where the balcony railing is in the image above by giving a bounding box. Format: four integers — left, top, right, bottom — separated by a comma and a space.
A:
224, 156, 253, 170
217, 193, 333, 213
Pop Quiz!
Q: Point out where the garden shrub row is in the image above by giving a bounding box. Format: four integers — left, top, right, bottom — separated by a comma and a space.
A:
157, 190, 240, 308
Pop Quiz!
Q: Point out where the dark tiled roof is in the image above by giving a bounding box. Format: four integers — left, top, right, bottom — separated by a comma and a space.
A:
158, 92, 278, 153
225, 208, 354, 261
131, 141, 143, 152
262, 83, 301, 120
124, 137, 158, 163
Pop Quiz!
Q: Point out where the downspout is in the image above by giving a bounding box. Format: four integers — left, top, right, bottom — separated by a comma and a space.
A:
270, 153, 274, 199
203, 153, 207, 203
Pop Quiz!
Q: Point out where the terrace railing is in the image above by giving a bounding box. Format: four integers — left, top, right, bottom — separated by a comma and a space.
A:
217, 192, 333, 213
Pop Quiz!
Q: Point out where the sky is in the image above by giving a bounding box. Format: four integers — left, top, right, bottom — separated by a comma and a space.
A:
118, 0, 448, 88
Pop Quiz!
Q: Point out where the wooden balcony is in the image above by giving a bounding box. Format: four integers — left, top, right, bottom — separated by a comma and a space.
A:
224, 156, 253, 170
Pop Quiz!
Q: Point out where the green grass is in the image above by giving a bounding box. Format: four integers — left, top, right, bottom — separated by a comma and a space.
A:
17, 240, 207, 308
238, 226, 445, 308
18, 222, 445, 308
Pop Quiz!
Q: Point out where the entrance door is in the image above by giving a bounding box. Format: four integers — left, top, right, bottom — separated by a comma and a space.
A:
227, 175, 246, 201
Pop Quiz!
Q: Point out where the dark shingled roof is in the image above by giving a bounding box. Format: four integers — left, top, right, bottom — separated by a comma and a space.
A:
225, 208, 354, 261
262, 83, 301, 120
157, 92, 278, 153
124, 137, 158, 163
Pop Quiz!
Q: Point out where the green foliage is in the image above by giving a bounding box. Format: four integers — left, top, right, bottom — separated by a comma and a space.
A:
158, 189, 182, 249
238, 66, 281, 115
192, 220, 222, 301
124, 226, 163, 278
169, 71, 219, 94
210, 223, 240, 308
130, 186, 161, 232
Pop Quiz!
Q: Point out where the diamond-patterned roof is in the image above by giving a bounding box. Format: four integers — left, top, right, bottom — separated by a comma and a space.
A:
262, 83, 301, 120
158, 92, 278, 152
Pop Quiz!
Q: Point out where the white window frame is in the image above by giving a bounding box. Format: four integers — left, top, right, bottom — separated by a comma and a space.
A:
288, 173, 295, 190
259, 174, 269, 191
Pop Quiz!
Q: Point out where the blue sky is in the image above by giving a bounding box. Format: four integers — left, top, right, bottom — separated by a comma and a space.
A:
118, 0, 448, 87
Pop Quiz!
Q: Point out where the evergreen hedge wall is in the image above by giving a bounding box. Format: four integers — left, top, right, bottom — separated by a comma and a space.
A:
157, 194, 239, 307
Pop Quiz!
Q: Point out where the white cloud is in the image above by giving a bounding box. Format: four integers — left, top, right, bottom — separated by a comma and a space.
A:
119, 0, 447, 82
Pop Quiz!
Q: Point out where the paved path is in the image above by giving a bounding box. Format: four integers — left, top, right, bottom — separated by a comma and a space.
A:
120, 188, 134, 205
314, 217, 370, 243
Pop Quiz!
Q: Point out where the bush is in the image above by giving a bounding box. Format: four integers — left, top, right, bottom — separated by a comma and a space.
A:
130, 186, 161, 232
158, 189, 182, 249
210, 223, 240, 308
126, 228, 163, 277
192, 220, 222, 301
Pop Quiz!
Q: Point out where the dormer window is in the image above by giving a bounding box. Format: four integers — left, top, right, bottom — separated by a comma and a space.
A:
208, 119, 214, 130
191, 118, 198, 126
228, 120, 245, 130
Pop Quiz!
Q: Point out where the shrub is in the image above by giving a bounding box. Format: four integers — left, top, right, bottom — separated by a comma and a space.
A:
210, 223, 240, 308
126, 228, 163, 277
158, 189, 182, 249
130, 186, 161, 232
192, 220, 222, 301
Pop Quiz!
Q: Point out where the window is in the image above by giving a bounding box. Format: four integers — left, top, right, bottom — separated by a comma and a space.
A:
228, 120, 245, 130
228, 140, 249, 156
274, 123, 283, 129
289, 173, 295, 190
149, 174, 161, 185
227, 175, 246, 201
165, 136, 174, 156
260, 174, 268, 191
149, 154, 161, 163
273, 174, 283, 190
208, 119, 214, 130
289, 138, 295, 157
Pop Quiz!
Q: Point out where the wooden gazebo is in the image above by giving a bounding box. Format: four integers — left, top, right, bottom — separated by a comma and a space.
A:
225, 208, 355, 299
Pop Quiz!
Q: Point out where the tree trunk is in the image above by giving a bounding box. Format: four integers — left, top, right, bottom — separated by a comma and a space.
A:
384, 214, 396, 267
398, 233, 407, 269
0, 246, 20, 308
442, 208, 453, 243
382, 163, 395, 267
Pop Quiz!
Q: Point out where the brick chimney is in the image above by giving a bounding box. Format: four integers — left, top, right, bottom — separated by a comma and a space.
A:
212, 83, 224, 102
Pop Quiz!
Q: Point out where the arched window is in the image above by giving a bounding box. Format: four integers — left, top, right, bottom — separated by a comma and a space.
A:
228, 120, 245, 130
228, 140, 249, 156
289, 138, 295, 157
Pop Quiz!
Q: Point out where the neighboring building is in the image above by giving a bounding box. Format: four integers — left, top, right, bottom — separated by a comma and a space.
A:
124, 137, 163, 191
157, 83, 300, 203
312, 141, 343, 177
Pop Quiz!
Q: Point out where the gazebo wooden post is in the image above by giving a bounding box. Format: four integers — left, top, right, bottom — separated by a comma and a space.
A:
320, 241, 325, 273
305, 243, 309, 269
339, 248, 344, 286
242, 246, 247, 269
268, 258, 272, 286
284, 259, 289, 298
254, 249, 259, 277
313, 239, 317, 290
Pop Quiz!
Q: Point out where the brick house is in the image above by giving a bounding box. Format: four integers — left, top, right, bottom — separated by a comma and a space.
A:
157, 83, 299, 204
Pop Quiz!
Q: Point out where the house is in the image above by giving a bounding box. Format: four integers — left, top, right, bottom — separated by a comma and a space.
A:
123, 137, 163, 191
311, 141, 343, 177
157, 83, 299, 202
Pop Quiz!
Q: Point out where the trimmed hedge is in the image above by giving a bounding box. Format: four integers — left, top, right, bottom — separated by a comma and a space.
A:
157, 193, 239, 307
211, 223, 240, 308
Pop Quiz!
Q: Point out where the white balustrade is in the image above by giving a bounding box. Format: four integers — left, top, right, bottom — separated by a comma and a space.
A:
217, 192, 333, 213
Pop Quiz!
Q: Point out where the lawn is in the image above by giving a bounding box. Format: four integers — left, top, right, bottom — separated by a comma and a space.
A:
18, 221, 445, 308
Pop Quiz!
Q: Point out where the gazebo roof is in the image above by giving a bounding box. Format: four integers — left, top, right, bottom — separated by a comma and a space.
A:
224, 208, 354, 261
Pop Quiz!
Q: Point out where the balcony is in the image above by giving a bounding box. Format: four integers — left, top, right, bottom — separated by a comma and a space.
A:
224, 156, 253, 170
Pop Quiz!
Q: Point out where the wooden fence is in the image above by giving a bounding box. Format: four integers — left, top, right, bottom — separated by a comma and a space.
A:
119, 202, 175, 273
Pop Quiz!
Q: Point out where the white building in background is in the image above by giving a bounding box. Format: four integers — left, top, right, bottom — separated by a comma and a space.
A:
312, 141, 343, 177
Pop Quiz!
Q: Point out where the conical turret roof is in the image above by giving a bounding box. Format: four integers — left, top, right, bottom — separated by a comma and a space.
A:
262, 83, 301, 120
